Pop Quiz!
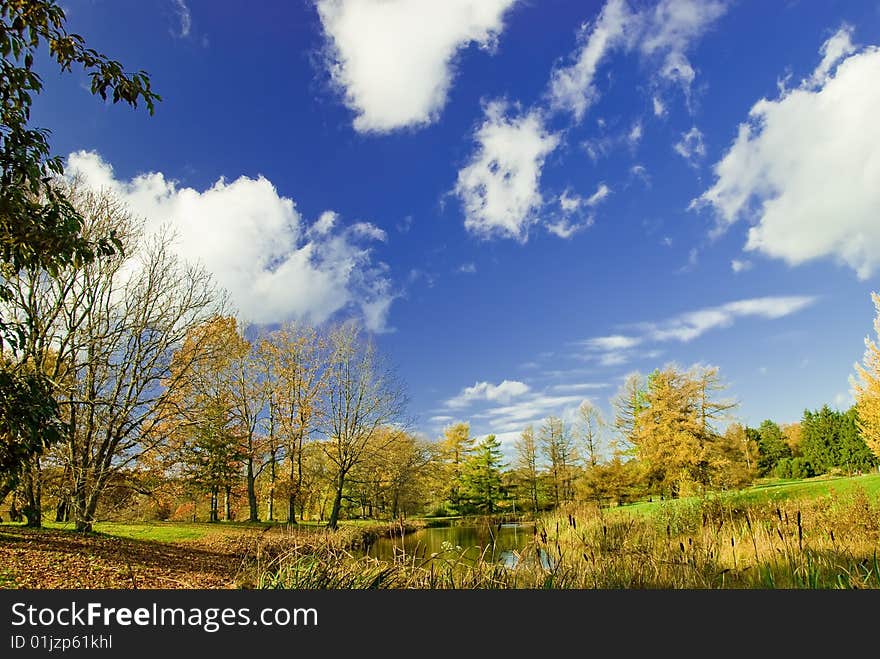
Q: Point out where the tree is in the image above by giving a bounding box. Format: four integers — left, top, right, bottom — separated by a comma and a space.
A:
0, 0, 159, 499
439, 421, 475, 513
611, 373, 647, 454
722, 423, 759, 481
800, 405, 876, 475
539, 416, 577, 507
853, 291, 880, 461
513, 424, 539, 514
4, 188, 220, 530
577, 400, 605, 468
462, 434, 505, 514
756, 420, 791, 476
321, 322, 407, 530
262, 323, 325, 523
630, 364, 741, 497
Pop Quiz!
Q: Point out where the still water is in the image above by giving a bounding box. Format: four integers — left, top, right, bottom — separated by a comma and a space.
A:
361, 523, 535, 567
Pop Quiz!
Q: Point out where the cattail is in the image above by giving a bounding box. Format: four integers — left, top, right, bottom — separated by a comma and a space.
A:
797, 510, 803, 552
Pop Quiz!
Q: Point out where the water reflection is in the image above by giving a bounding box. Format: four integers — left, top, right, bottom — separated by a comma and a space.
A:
360, 523, 547, 568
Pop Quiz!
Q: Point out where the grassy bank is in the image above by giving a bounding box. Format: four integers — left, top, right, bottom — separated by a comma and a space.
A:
254, 474, 880, 589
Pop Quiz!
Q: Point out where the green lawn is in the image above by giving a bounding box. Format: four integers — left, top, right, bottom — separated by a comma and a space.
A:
618, 471, 880, 517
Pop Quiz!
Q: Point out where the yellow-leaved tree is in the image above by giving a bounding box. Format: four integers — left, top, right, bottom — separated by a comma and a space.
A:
852, 292, 880, 461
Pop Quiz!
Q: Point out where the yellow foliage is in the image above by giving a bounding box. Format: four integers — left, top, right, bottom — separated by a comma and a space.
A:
853, 292, 880, 460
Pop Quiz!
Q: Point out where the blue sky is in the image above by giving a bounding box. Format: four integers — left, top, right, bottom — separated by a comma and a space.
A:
35, 0, 880, 451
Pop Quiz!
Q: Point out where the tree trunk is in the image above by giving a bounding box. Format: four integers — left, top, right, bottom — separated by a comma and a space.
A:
73, 476, 91, 532
22, 457, 42, 528
224, 486, 231, 521
266, 455, 276, 521
327, 470, 346, 530
246, 457, 258, 522
209, 486, 218, 523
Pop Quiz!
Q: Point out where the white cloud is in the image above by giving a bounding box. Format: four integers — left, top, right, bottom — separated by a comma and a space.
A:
674, 126, 706, 165
457, 262, 477, 274
66, 151, 395, 331
550, 383, 609, 393
548, 183, 609, 239
628, 120, 643, 147
315, 0, 518, 133
630, 164, 651, 186
446, 379, 530, 409
455, 102, 560, 242
640, 0, 728, 100
653, 95, 667, 117
695, 29, 880, 279
586, 183, 611, 206
559, 190, 582, 213
580, 296, 816, 365
731, 259, 752, 273
429, 415, 454, 423
548, 0, 634, 121
806, 24, 856, 88
648, 296, 816, 343
549, 0, 726, 122
586, 335, 643, 351
171, 0, 191, 38
350, 221, 387, 241
545, 219, 587, 239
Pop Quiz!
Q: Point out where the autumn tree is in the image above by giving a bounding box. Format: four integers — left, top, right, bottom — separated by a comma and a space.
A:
0, 1, 159, 500
163, 316, 244, 522
322, 322, 407, 530
577, 400, 605, 468
513, 424, 540, 513
853, 291, 880, 461
539, 416, 577, 507
3, 188, 220, 530
263, 323, 325, 523
611, 373, 647, 454
631, 365, 741, 497
439, 421, 474, 513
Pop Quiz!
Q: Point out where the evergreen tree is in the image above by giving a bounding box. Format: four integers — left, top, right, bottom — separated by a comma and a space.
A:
462, 434, 505, 514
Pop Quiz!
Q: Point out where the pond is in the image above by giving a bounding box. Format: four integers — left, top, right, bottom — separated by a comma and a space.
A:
359, 522, 538, 568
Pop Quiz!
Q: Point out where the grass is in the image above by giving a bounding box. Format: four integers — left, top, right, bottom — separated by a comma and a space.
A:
618, 472, 880, 516
252, 473, 880, 589
4, 473, 879, 589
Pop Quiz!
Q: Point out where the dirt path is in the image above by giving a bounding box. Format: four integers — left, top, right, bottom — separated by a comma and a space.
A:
0, 526, 249, 589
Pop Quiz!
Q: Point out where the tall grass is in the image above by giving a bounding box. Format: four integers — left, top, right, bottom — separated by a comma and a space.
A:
247, 487, 880, 589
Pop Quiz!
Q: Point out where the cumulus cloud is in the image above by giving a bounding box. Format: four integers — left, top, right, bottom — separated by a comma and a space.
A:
315, 0, 518, 133
455, 102, 560, 242
694, 28, 880, 279
66, 151, 395, 331
445, 379, 530, 409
